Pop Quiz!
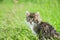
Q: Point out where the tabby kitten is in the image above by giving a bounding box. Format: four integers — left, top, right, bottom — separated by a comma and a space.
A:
26, 11, 60, 40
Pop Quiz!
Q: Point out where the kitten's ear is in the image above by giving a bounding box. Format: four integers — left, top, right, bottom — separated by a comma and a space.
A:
35, 12, 40, 16
26, 11, 30, 16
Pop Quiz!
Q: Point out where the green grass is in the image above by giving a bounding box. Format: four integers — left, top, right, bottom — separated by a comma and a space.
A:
0, 0, 60, 40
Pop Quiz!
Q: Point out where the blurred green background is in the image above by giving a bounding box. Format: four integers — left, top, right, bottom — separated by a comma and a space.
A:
0, 0, 60, 40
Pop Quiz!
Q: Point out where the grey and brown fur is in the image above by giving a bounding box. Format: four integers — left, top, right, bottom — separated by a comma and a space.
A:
26, 11, 60, 40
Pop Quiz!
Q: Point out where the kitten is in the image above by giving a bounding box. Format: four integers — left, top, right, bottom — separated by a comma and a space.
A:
26, 11, 60, 40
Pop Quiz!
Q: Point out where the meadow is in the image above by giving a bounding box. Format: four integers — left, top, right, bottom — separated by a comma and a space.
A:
0, 0, 60, 40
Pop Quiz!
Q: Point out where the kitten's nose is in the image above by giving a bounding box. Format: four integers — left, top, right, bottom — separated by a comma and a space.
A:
30, 19, 33, 23
30, 21, 32, 25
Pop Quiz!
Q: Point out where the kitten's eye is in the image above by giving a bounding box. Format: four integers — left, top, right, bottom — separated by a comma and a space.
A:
33, 19, 38, 23
28, 18, 31, 21
26, 17, 31, 22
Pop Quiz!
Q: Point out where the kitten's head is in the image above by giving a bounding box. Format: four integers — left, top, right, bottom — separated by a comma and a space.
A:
26, 11, 42, 25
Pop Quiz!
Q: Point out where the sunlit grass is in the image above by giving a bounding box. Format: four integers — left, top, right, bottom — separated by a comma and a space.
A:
0, 0, 60, 40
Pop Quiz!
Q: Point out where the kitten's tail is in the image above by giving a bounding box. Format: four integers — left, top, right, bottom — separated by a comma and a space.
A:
51, 29, 60, 39
54, 31, 60, 39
